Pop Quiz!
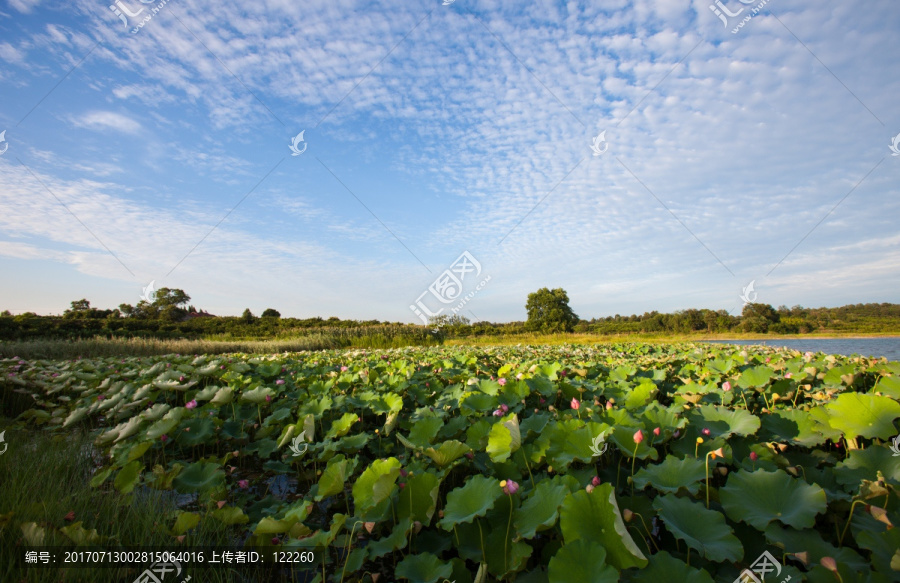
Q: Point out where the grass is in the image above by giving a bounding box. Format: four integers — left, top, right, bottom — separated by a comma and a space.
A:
0, 331, 441, 360
0, 425, 316, 583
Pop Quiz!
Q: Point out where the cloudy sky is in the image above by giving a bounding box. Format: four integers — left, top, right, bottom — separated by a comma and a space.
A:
1, 0, 898, 323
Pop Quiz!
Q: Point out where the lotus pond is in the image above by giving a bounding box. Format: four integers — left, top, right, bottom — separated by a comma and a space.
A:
1, 343, 899, 582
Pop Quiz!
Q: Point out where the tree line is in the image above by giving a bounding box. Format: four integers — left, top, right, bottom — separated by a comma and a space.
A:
0, 286, 897, 341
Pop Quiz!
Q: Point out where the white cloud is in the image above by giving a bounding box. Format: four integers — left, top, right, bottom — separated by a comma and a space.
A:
70, 111, 142, 134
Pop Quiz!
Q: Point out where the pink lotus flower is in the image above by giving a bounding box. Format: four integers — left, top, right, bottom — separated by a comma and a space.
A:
340, 366, 348, 372
498, 378, 507, 386
500, 479, 519, 495
179, 376, 185, 382
271, 537, 280, 545
399, 469, 408, 478
493, 409, 503, 417
160, 434, 169, 443
702, 428, 711, 436
500, 404, 509, 413
516, 373, 523, 380
785, 372, 792, 379
633, 430, 644, 444
605, 401, 613, 410
749, 451, 758, 461
653, 427, 661, 436
185, 400, 198, 409
571, 398, 580, 410
591, 476, 601, 487
540, 398, 546, 404
98, 395, 105, 400
722, 381, 732, 392
398, 483, 406, 490
465, 452, 474, 460
238, 480, 249, 489
276, 379, 285, 385
265, 395, 272, 402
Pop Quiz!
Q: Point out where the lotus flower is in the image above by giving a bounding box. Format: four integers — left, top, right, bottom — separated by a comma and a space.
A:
265, 395, 272, 402
160, 434, 169, 443
701, 428, 711, 436
498, 378, 507, 386
500, 479, 519, 495
710, 447, 724, 460
571, 398, 580, 410
185, 400, 197, 409
785, 372, 792, 378
238, 479, 249, 489
820, 557, 837, 572
749, 451, 758, 461
493, 409, 503, 416
276, 379, 285, 385
591, 476, 601, 486
341, 366, 348, 372
271, 537, 280, 545
606, 401, 613, 410
500, 403, 509, 413
633, 430, 644, 444
585, 484, 595, 494
722, 381, 732, 391
653, 427, 661, 436
623, 509, 634, 522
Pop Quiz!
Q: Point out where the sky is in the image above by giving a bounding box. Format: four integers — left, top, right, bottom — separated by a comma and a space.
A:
0, 0, 898, 323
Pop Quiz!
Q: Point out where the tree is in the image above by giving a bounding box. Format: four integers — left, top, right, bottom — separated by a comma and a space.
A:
741, 303, 780, 333
261, 308, 281, 318
64, 299, 92, 318
525, 288, 578, 332
241, 308, 256, 323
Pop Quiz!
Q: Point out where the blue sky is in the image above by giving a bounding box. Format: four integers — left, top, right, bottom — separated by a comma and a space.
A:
1, 0, 898, 323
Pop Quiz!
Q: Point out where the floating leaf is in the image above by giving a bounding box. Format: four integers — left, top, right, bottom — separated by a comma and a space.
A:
653, 494, 743, 563
823, 393, 900, 440
720, 469, 826, 530
438, 475, 501, 530
632, 455, 708, 495
559, 484, 648, 570
424, 440, 470, 468
628, 551, 714, 583
395, 553, 453, 583
172, 461, 224, 494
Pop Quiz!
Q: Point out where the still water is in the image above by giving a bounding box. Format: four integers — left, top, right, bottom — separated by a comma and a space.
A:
704, 338, 900, 361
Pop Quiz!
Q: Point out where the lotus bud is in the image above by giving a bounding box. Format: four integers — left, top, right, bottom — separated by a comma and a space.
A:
820, 557, 837, 572
749, 451, 758, 461
793, 551, 809, 566
633, 430, 644, 444
585, 484, 594, 494
623, 509, 634, 522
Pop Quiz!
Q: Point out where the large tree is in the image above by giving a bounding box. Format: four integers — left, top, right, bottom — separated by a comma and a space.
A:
525, 287, 578, 332
741, 302, 780, 333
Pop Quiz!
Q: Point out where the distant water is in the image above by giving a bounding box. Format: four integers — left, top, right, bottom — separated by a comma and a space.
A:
705, 338, 900, 361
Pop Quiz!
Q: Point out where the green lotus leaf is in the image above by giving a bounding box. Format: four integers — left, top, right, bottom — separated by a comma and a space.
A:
855, 517, 900, 576
210, 506, 249, 525
209, 387, 233, 405
316, 454, 353, 500
487, 414, 522, 463
368, 518, 411, 558
525, 374, 555, 396
141, 403, 170, 422
823, 393, 900, 440
477, 379, 501, 396
559, 484, 648, 570
485, 520, 533, 578
192, 385, 221, 401
240, 386, 275, 404
114, 460, 142, 494
407, 417, 443, 447
62, 407, 90, 428
632, 455, 708, 495
627, 550, 714, 583
398, 471, 440, 525
145, 408, 186, 440
172, 461, 224, 494
424, 440, 470, 468
834, 447, 900, 488
694, 405, 761, 438
763, 523, 870, 573
720, 469, 826, 530
326, 412, 358, 439
59, 521, 102, 546
254, 516, 298, 534
759, 409, 829, 447
624, 380, 658, 409
460, 392, 496, 414
548, 539, 617, 583
438, 475, 502, 530
177, 418, 216, 447
90, 467, 113, 488
738, 365, 775, 389
514, 476, 575, 540
652, 494, 743, 563
171, 511, 200, 535
353, 458, 401, 513
872, 375, 900, 399
395, 553, 453, 583
608, 425, 660, 461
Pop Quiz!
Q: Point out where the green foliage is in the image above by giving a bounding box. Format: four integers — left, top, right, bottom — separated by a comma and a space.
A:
3, 342, 899, 581
525, 287, 579, 332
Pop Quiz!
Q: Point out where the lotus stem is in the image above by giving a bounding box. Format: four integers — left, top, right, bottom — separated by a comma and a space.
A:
478, 518, 486, 565
504, 497, 513, 573
339, 521, 364, 583
839, 499, 865, 547
632, 512, 660, 552
518, 448, 535, 489
705, 451, 712, 508
630, 442, 639, 499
